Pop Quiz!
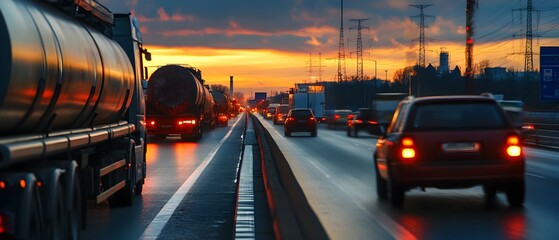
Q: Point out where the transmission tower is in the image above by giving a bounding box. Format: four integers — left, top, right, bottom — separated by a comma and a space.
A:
337, 0, 346, 82
410, 4, 434, 67
513, 0, 537, 73
306, 53, 327, 82
349, 18, 370, 80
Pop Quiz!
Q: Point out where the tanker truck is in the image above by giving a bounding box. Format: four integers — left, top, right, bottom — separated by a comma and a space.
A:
211, 91, 230, 127
0, 0, 150, 239
146, 65, 215, 141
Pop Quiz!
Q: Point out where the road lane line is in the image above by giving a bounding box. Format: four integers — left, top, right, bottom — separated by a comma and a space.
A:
258, 116, 417, 239
139, 116, 243, 240
525, 172, 546, 179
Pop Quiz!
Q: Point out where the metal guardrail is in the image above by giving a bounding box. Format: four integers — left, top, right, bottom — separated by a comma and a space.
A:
523, 112, 559, 149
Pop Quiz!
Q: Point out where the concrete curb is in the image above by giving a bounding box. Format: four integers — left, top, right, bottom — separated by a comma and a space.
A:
250, 113, 328, 240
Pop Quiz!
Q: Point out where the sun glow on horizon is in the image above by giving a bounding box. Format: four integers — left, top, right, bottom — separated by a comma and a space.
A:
144, 37, 556, 96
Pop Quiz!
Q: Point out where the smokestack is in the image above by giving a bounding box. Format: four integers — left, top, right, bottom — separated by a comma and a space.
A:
229, 76, 234, 98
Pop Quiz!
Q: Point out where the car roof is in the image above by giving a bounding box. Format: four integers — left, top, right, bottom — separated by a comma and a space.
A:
291, 108, 311, 111
405, 95, 498, 104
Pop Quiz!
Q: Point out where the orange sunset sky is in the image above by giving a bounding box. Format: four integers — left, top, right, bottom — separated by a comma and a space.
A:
100, 0, 559, 97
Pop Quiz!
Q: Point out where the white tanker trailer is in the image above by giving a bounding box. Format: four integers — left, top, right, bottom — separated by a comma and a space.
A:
0, 0, 151, 239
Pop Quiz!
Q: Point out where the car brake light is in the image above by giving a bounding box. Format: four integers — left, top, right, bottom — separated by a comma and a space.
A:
401, 137, 416, 160
0, 213, 9, 234
149, 121, 155, 126
355, 119, 363, 124
0, 181, 5, 189
334, 114, 340, 120
309, 117, 315, 121
506, 135, 522, 157
287, 117, 295, 121
402, 148, 416, 159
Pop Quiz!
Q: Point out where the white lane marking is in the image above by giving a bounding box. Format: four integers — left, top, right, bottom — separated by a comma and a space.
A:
235, 145, 255, 239
525, 172, 546, 179
258, 116, 417, 240
139, 115, 243, 240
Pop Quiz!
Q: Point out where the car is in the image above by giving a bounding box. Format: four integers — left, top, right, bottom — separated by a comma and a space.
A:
273, 104, 290, 125
327, 109, 353, 130
266, 106, 277, 119
347, 108, 383, 137
374, 95, 525, 208
283, 108, 317, 137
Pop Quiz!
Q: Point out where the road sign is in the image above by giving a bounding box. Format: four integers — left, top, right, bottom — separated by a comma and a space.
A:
540, 46, 559, 100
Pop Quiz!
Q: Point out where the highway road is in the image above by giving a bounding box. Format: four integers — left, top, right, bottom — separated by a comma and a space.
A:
257, 114, 559, 240
80, 112, 559, 240
80, 114, 263, 240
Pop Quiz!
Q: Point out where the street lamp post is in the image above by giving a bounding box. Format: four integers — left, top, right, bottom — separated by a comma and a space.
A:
385, 70, 388, 81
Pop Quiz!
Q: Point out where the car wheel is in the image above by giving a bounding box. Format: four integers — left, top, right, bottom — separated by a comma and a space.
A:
284, 130, 291, 137
311, 129, 317, 137
483, 184, 497, 207
375, 158, 388, 199
505, 180, 525, 208
387, 167, 404, 208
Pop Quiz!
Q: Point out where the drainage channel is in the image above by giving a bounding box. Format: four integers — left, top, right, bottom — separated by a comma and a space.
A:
235, 115, 273, 240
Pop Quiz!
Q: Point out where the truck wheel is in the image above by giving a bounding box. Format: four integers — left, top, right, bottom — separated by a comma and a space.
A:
505, 180, 525, 208
33, 168, 66, 240
68, 168, 82, 239
51, 160, 82, 238
15, 174, 43, 240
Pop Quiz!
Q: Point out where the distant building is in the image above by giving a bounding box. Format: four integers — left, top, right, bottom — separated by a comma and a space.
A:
439, 51, 449, 74
484, 67, 507, 80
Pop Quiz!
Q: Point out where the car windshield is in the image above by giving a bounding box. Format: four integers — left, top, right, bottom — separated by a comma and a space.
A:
409, 102, 507, 130
357, 110, 376, 120
290, 110, 312, 117
277, 106, 290, 114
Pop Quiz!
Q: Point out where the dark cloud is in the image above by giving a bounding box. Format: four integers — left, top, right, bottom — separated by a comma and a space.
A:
99, 0, 559, 54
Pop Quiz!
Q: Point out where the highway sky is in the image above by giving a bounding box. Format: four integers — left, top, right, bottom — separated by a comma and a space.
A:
99, 0, 559, 96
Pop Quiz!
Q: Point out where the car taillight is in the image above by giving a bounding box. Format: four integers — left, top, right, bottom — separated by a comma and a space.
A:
401, 137, 416, 161
506, 135, 522, 157
355, 119, 363, 124
178, 120, 196, 125
149, 121, 156, 126
309, 117, 315, 121
0, 213, 10, 234
334, 114, 340, 120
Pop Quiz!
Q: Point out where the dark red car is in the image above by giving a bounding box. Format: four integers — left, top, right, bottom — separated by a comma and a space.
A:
284, 108, 317, 137
374, 95, 525, 208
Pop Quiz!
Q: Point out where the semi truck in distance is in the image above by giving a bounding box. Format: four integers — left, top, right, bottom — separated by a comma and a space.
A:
211, 91, 231, 127
0, 0, 151, 239
146, 64, 215, 141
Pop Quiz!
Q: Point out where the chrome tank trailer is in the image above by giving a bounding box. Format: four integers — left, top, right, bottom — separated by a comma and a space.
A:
0, 0, 134, 135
